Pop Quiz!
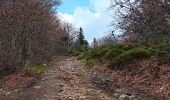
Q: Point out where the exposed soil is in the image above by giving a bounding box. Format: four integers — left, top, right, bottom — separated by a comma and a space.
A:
0, 57, 114, 100
1, 56, 169, 100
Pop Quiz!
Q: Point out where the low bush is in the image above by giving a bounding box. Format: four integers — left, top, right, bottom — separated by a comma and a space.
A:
80, 46, 105, 60
153, 44, 170, 52
81, 44, 135, 61
78, 44, 155, 70
74, 50, 82, 56
80, 45, 121, 60
109, 48, 153, 68
104, 48, 123, 60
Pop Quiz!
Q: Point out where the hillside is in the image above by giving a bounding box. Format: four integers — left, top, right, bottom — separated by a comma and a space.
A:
79, 44, 170, 99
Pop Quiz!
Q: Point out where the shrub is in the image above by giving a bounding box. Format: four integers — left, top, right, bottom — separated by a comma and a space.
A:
153, 44, 170, 52
85, 59, 95, 66
109, 48, 153, 68
122, 44, 135, 50
80, 45, 122, 60
104, 48, 123, 60
79, 44, 154, 70
74, 51, 82, 56
79, 44, 132, 61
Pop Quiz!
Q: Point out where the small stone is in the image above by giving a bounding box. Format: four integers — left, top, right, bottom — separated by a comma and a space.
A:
130, 95, 138, 100
116, 89, 121, 92
14, 89, 20, 92
119, 94, 130, 100
2, 91, 6, 95
68, 97, 75, 100
34, 86, 42, 89
114, 93, 119, 97
4, 91, 11, 96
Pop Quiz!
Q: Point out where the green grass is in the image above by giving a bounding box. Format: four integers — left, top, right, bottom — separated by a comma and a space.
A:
30, 64, 48, 74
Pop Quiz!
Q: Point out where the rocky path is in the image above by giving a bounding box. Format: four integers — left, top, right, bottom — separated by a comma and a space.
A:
6, 57, 114, 100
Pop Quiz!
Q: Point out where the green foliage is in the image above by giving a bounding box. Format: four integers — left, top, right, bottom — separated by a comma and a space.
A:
111, 48, 153, 67
28, 64, 48, 74
79, 44, 154, 69
79, 27, 85, 46
122, 44, 134, 50
80, 44, 136, 61
153, 44, 170, 52
74, 51, 82, 56
151, 44, 170, 56
131, 35, 170, 49
76, 27, 89, 51
79, 45, 125, 65
81, 45, 119, 61
104, 47, 123, 60
85, 59, 95, 66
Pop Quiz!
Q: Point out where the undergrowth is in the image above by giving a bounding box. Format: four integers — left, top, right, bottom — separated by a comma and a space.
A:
78, 44, 154, 69
108, 48, 153, 69
24, 64, 48, 74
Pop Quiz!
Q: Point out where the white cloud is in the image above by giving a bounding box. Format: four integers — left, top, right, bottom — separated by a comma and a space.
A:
90, 0, 110, 13
58, 0, 112, 43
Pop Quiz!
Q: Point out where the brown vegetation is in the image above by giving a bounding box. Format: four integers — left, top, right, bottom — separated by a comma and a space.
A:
0, 0, 69, 74
97, 56, 170, 99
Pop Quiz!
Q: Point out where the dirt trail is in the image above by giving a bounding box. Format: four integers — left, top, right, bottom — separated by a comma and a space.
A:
2, 57, 114, 100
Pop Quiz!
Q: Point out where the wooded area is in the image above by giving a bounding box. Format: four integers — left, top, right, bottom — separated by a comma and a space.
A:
0, 0, 88, 75
0, 0, 170, 99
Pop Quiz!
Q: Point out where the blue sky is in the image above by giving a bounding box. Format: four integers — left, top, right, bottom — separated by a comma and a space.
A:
58, 0, 113, 43
58, 0, 92, 14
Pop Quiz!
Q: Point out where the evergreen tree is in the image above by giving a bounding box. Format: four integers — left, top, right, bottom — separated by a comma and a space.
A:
79, 27, 85, 46
93, 38, 98, 48
77, 27, 88, 50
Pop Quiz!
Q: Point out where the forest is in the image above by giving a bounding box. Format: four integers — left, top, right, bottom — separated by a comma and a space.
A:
0, 0, 170, 100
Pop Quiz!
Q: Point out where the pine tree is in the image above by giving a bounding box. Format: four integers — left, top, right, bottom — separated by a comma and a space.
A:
79, 27, 85, 46
93, 38, 98, 48
77, 27, 88, 50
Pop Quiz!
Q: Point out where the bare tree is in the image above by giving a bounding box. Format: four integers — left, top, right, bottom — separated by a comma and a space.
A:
97, 34, 118, 46
0, 0, 71, 74
111, 0, 170, 45
61, 22, 79, 53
